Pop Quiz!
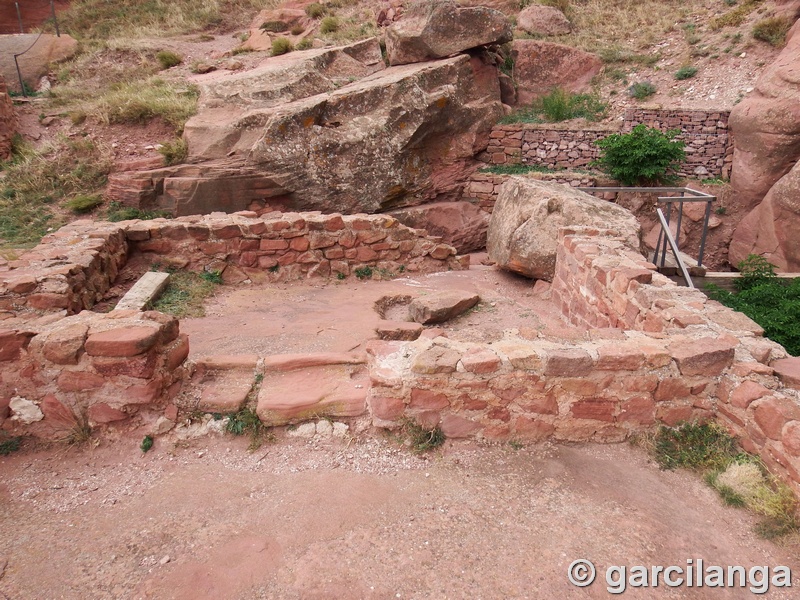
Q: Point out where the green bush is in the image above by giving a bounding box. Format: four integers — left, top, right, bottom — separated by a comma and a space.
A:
593, 124, 686, 185
752, 16, 792, 47
675, 65, 698, 80
628, 81, 656, 100
500, 88, 606, 124
271, 37, 294, 56
64, 194, 103, 214
156, 50, 182, 69
296, 37, 313, 50
158, 138, 188, 165
320, 16, 339, 34
707, 255, 800, 356
305, 2, 327, 18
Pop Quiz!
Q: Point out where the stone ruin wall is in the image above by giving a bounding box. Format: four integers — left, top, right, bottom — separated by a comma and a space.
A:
366, 226, 800, 495
481, 109, 733, 181
3, 209, 800, 497
0, 211, 464, 434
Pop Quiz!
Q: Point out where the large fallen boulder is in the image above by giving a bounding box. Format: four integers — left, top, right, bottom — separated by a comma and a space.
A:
487, 177, 641, 280
388, 201, 490, 253
728, 19, 800, 212
129, 42, 504, 216
385, 0, 512, 66
729, 159, 800, 271
511, 40, 602, 105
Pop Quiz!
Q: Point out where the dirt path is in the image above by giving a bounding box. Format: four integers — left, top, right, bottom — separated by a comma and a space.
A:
1, 434, 798, 599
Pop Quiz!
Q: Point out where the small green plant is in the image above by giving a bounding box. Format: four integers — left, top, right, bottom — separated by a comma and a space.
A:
653, 422, 740, 471
140, 435, 154, 453
267, 263, 280, 273
752, 16, 792, 47
336, 272, 346, 280
271, 37, 294, 56
290, 24, 305, 35
509, 440, 524, 450
0, 435, 22, 456
106, 201, 171, 222
736, 254, 777, 291
200, 269, 223, 284
354, 266, 373, 280
60, 412, 93, 445
402, 419, 446, 454
320, 16, 339, 34
715, 205, 727, 215
710, 0, 764, 30
260, 20, 288, 32
480, 163, 555, 175
9, 81, 39, 98
156, 50, 183, 69
500, 88, 607, 124
674, 65, 698, 80
64, 194, 103, 214
158, 138, 188, 165
151, 270, 218, 318
296, 37, 314, 50
305, 2, 327, 18
628, 81, 657, 100
226, 406, 272, 450
593, 124, 686, 186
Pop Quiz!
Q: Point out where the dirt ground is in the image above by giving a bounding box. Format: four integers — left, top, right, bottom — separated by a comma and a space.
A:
2, 435, 799, 599
3, 257, 800, 599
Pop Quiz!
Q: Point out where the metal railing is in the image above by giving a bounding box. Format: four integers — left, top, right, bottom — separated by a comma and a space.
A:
577, 185, 715, 269
656, 207, 695, 288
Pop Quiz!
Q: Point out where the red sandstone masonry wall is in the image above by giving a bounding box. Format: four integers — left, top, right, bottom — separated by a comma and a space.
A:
481, 109, 733, 179
0, 310, 188, 437
461, 171, 598, 214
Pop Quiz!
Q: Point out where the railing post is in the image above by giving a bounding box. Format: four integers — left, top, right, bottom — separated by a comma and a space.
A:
698, 199, 712, 268
50, 0, 60, 36
15, 2, 23, 33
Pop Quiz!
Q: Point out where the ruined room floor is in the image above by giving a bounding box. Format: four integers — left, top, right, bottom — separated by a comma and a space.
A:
1, 436, 798, 599
180, 254, 585, 359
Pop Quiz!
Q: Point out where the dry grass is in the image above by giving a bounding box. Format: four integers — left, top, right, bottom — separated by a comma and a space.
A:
54, 0, 279, 40
96, 78, 199, 132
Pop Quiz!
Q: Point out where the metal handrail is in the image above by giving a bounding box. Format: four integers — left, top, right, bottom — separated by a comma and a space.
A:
656, 208, 694, 288
577, 186, 715, 269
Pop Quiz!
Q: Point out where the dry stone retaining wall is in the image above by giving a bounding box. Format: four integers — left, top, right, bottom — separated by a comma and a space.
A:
482, 109, 733, 179
461, 171, 598, 213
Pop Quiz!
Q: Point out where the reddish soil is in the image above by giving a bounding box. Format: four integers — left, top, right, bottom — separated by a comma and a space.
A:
2, 436, 799, 599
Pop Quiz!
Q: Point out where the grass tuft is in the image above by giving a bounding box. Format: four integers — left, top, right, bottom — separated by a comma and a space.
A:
0, 435, 22, 456
150, 270, 219, 317
401, 418, 446, 454
64, 194, 104, 214
320, 16, 339, 34
752, 16, 792, 47
675, 65, 698, 80
710, 0, 765, 30
156, 50, 183, 69
500, 88, 606, 124
97, 78, 199, 132
158, 138, 189, 165
653, 422, 740, 471
628, 81, 657, 100
479, 164, 555, 175
105, 201, 172, 222
271, 37, 294, 56
305, 3, 327, 18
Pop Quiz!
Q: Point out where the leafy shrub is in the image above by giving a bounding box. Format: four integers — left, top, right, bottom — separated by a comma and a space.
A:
271, 37, 294, 56
305, 2, 327, 18
707, 255, 800, 356
156, 50, 182, 69
593, 124, 686, 185
354, 266, 373, 280
0, 435, 21, 455
628, 81, 656, 100
320, 16, 339, 34
140, 435, 154, 453
752, 16, 792, 47
64, 194, 103, 214
675, 65, 698, 80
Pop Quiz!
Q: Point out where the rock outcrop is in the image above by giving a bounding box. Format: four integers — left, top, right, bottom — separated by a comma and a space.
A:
389, 201, 490, 253
385, 0, 512, 66
511, 40, 602, 105
728, 20, 800, 212
516, 5, 571, 36
0, 75, 17, 161
487, 177, 641, 280
729, 159, 800, 271
116, 39, 503, 217
0, 33, 78, 92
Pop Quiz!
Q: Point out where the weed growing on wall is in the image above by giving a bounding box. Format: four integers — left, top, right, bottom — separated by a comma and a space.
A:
499, 88, 607, 124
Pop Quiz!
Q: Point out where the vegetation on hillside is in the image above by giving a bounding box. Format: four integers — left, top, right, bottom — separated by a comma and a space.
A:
593, 124, 686, 185
707, 255, 800, 356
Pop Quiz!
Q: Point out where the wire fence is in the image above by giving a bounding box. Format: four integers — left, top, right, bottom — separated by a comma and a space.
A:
0, 0, 62, 35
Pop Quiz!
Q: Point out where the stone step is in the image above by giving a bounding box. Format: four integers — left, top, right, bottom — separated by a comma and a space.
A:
196, 369, 256, 414
262, 352, 366, 372
257, 363, 370, 425
114, 271, 170, 311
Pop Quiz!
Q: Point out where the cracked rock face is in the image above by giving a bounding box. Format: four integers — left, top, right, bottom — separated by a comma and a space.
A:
180, 39, 502, 215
